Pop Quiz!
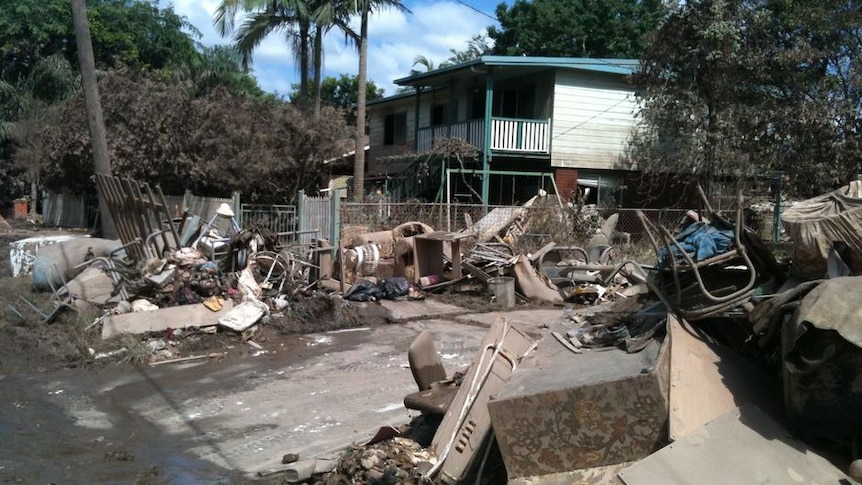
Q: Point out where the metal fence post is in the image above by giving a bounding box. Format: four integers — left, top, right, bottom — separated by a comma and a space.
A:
182, 189, 192, 215
297, 189, 306, 237
773, 173, 782, 243
330, 190, 341, 252
232, 191, 242, 227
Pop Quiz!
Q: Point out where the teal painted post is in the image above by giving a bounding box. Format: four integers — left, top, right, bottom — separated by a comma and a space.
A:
482, 71, 494, 208
516, 120, 523, 150
413, 87, 421, 151
447, 81, 454, 138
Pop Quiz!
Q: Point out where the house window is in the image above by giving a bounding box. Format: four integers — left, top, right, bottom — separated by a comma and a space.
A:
493, 86, 536, 118
384, 112, 407, 145
431, 104, 445, 126
431, 101, 459, 126
470, 94, 486, 119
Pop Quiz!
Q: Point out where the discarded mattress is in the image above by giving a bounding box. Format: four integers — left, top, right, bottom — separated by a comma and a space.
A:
782, 183, 862, 278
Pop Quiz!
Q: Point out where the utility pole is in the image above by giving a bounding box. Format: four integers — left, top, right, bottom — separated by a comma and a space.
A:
70, 0, 116, 238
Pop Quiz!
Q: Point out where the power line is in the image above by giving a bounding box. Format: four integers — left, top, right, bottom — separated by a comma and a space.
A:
452, 0, 498, 22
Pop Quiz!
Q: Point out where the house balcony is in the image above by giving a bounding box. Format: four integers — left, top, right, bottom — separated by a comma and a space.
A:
416, 117, 551, 156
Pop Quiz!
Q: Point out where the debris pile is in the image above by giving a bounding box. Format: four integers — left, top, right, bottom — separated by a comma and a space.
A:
283, 182, 862, 484
8, 175, 862, 483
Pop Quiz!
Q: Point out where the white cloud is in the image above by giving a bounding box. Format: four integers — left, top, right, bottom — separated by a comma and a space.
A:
160, 0, 496, 96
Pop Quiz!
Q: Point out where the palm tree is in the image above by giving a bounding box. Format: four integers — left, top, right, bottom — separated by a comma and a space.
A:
411, 55, 436, 75
309, 0, 358, 119
345, 0, 409, 201
215, 0, 312, 105
3, 55, 79, 215
216, 0, 357, 118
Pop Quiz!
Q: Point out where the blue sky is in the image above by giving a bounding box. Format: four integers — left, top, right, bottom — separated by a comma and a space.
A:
162, 0, 502, 96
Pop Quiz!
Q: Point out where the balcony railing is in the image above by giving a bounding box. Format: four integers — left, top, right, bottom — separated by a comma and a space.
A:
416, 117, 550, 155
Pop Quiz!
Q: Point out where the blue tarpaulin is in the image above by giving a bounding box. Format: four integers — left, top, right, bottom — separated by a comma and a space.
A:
658, 222, 735, 268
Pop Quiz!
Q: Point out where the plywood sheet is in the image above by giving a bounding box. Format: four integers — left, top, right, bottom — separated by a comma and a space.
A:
619, 404, 849, 485
668, 313, 778, 441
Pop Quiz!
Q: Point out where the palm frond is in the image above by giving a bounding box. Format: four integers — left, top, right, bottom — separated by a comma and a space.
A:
235, 9, 299, 69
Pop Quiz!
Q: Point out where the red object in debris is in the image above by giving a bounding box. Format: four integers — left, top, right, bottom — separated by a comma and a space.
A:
13, 199, 28, 219
419, 274, 439, 287
166, 327, 174, 339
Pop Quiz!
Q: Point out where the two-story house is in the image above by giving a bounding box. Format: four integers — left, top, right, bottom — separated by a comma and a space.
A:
365, 56, 639, 207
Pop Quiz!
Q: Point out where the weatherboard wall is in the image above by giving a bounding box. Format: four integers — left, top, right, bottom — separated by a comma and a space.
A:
550, 71, 637, 170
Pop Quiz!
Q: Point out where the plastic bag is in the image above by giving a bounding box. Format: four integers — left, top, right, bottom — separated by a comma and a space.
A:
380, 277, 410, 299
344, 279, 383, 302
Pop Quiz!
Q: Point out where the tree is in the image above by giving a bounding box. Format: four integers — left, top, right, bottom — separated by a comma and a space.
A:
445, 34, 491, 65
488, 0, 665, 58
411, 55, 437, 74
187, 45, 267, 98
1, 0, 252, 207
289, 74, 384, 123
215, 0, 357, 118
628, 0, 862, 198
310, 0, 358, 119
398, 35, 491, 93
346, 0, 410, 201
0, 0, 201, 81
2, 55, 79, 211
23, 70, 353, 203
215, 0, 310, 102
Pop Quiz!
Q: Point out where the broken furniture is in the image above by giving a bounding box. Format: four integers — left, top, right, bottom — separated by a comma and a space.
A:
413, 231, 474, 286
488, 330, 669, 480
96, 174, 180, 261
194, 202, 241, 265
637, 193, 759, 320
403, 331, 460, 415
427, 318, 535, 484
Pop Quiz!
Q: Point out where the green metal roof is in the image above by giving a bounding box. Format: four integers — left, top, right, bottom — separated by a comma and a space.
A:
394, 56, 639, 86
367, 90, 415, 106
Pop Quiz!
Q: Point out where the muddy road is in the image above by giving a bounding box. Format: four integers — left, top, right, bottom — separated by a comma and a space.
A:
1, 320, 485, 484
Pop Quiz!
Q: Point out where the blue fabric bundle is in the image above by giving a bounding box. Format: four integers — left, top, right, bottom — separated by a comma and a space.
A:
658, 222, 735, 268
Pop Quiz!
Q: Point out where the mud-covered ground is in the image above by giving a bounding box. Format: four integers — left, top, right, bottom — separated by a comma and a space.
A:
0, 221, 546, 376
0, 221, 401, 377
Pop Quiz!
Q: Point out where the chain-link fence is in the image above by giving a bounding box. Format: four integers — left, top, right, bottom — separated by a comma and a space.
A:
340, 200, 779, 256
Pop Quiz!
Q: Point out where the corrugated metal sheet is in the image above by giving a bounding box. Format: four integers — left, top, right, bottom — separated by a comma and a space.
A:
41, 192, 88, 228
299, 194, 331, 244
163, 193, 238, 235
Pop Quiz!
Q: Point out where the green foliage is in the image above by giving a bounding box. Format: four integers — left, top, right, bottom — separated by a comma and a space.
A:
0, 0, 268, 203
488, 0, 665, 58
21, 70, 352, 204
445, 34, 491, 65
628, 0, 862, 198
409, 35, 490, 76
0, 0, 201, 81
186, 45, 267, 98
289, 74, 385, 122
